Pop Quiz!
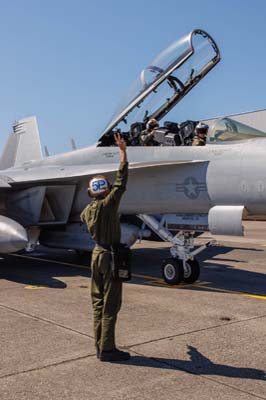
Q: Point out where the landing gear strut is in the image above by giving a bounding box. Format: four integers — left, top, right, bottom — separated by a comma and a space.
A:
138, 214, 214, 285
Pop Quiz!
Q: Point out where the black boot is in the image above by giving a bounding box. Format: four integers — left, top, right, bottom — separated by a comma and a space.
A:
99, 348, 131, 362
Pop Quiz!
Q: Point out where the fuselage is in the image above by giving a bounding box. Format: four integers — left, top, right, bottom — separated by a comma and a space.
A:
4, 139, 266, 218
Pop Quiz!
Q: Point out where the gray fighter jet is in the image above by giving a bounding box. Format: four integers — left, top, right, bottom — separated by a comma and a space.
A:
1, 29, 266, 285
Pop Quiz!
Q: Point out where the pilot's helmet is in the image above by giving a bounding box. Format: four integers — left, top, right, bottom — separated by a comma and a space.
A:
88, 175, 111, 198
196, 122, 209, 135
146, 118, 159, 131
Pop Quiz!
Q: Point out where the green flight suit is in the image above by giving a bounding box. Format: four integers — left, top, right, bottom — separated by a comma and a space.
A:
192, 136, 206, 146
140, 129, 159, 146
80, 161, 128, 352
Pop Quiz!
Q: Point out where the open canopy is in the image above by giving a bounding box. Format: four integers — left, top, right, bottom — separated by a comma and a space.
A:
99, 29, 220, 143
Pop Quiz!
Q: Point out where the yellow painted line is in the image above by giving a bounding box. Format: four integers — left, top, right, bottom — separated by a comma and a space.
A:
8, 253, 160, 282
192, 283, 243, 294
146, 281, 180, 288
24, 285, 47, 290
144, 280, 211, 289
8, 253, 90, 270
193, 283, 266, 300
145, 281, 185, 288
8, 254, 266, 300
132, 273, 162, 281
194, 283, 249, 295
244, 294, 266, 300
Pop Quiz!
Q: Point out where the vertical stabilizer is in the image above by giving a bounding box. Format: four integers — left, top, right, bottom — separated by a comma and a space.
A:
0, 116, 43, 170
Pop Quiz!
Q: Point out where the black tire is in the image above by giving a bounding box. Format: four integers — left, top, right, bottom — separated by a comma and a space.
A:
162, 258, 184, 285
182, 259, 200, 283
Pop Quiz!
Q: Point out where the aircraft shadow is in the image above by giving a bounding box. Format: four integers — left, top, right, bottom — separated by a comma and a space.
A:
0, 254, 77, 288
1, 244, 265, 296
200, 244, 263, 258
198, 259, 266, 296
121, 345, 266, 381
132, 244, 266, 296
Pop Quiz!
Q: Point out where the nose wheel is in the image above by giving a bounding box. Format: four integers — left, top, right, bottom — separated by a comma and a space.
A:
182, 259, 200, 283
162, 259, 184, 285
162, 258, 200, 285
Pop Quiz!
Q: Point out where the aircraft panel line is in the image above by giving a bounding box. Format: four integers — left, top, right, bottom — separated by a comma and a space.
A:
126, 314, 266, 349
1, 347, 265, 400
0, 353, 94, 381
0, 303, 94, 340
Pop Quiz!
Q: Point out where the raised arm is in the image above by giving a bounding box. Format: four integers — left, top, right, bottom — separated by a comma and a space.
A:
103, 133, 128, 207
114, 133, 127, 163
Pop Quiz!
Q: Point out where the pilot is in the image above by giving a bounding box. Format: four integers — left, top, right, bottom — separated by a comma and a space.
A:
192, 122, 209, 146
140, 118, 160, 146
80, 133, 130, 362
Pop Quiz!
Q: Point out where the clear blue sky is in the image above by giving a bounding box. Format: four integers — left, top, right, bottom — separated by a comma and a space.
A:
0, 0, 265, 154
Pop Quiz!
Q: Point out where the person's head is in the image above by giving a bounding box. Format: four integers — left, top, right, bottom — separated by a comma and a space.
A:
195, 122, 209, 137
146, 118, 159, 131
88, 175, 111, 198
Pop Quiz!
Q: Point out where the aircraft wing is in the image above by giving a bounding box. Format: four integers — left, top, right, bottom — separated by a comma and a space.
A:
4, 160, 203, 186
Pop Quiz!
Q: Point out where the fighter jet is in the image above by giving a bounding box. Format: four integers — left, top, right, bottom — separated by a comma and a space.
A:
1, 29, 266, 285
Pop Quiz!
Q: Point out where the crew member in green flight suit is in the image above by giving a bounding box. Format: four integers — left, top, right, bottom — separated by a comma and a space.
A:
80, 133, 130, 362
192, 122, 209, 146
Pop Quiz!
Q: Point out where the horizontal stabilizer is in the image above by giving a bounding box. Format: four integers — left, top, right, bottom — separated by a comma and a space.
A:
0, 116, 43, 170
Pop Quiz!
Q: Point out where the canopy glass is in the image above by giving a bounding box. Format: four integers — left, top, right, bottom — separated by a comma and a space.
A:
99, 29, 220, 142
207, 118, 266, 142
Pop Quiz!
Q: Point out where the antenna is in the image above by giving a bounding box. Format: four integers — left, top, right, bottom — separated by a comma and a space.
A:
44, 146, 50, 157
70, 138, 77, 150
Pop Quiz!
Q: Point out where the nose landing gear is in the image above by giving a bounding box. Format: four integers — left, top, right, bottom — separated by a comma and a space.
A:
138, 214, 214, 285
162, 258, 201, 285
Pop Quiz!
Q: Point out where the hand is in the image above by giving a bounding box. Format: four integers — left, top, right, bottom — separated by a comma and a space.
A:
114, 133, 127, 152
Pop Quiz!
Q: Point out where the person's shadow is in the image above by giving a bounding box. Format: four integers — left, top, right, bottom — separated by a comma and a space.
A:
120, 345, 266, 380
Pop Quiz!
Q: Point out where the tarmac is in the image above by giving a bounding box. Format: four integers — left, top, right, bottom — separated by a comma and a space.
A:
0, 221, 266, 400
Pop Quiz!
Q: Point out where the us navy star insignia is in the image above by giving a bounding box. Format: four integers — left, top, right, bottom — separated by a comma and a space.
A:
176, 177, 207, 199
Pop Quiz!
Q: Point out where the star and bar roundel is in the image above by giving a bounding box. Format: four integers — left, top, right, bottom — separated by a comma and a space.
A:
176, 177, 207, 200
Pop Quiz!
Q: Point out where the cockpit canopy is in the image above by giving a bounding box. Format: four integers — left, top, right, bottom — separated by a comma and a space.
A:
98, 29, 220, 145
